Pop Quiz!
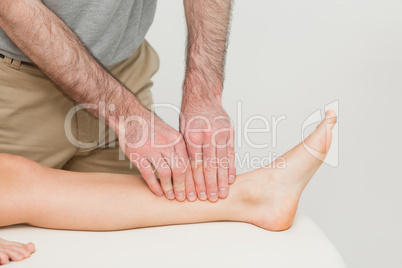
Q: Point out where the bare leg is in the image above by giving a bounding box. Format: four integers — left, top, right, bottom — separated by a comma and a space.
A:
0, 111, 336, 234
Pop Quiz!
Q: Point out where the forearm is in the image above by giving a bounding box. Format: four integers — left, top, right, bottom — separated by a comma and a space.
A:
0, 0, 144, 128
183, 0, 232, 104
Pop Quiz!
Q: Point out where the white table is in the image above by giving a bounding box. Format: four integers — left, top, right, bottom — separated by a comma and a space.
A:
1, 214, 346, 268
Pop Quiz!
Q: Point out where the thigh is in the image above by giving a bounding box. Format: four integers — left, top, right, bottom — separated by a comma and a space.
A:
0, 58, 77, 168
62, 140, 141, 175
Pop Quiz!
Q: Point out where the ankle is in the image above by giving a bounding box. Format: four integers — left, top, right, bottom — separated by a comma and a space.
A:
227, 174, 263, 220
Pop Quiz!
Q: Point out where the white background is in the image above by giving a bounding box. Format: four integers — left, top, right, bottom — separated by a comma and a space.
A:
146, 1, 402, 267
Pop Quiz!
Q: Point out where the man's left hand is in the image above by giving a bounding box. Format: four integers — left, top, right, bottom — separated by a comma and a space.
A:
180, 98, 236, 202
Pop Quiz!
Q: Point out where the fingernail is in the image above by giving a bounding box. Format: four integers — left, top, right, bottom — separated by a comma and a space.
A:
156, 189, 163, 196
219, 188, 227, 195
199, 192, 207, 200
229, 175, 235, 183
177, 192, 185, 201
167, 190, 175, 199
209, 192, 217, 199
188, 192, 196, 201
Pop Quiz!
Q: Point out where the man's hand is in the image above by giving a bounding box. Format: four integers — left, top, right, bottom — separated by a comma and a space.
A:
182, 0, 234, 202
0, 0, 195, 201
180, 98, 236, 202
116, 105, 195, 202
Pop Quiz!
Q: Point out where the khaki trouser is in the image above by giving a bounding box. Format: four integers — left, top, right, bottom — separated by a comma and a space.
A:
0, 40, 159, 175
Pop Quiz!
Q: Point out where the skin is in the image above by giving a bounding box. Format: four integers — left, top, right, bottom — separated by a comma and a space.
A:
0, 239, 35, 265
181, 0, 236, 202
0, 111, 337, 265
0, 0, 234, 202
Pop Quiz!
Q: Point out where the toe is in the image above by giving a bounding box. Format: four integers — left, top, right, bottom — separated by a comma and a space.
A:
25, 243, 36, 253
0, 252, 10, 265
300, 109, 338, 162
18, 244, 34, 258
5, 249, 24, 262
324, 109, 337, 129
7, 244, 33, 260
16, 246, 32, 258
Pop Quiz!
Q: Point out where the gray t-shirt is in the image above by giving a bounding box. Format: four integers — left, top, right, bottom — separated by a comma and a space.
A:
0, 0, 157, 66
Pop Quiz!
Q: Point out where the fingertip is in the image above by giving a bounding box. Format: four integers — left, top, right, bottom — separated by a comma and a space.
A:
165, 190, 175, 200
155, 188, 164, 197
198, 191, 208, 201
208, 197, 219, 203
187, 192, 197, 202
176, 192, 186, 202
228, 174, 236, 184
218, 187, 228, 199
208, 192, 219, 202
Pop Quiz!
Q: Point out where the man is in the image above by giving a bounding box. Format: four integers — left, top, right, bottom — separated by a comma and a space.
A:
0, 0, 235, 263
0, 0, 235, 201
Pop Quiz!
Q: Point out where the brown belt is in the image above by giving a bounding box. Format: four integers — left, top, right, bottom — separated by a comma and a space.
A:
0, 53, 37, 67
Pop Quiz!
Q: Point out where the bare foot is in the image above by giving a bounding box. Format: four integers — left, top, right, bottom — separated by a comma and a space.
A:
239, 110, 337, 231
0, 238, 35, 265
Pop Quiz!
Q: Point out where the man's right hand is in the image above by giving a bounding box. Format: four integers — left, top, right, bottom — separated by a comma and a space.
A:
115, 106, 195, 202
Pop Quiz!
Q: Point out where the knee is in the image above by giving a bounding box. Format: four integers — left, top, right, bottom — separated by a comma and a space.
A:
0, 154, 40, 183
0, 153, 27, 168
0, 153, 18, 169
0, 154, 40, 226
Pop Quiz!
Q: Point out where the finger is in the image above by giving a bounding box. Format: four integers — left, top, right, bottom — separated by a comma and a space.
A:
162, 149, 185, 202
175, 143, 197, 202
227, 134, 236, 184
203, 135, 218, 202
155, 155, 175, 200
217, 138, 229, 199
185, 168, 196, 201
174, 141, 195, 201
137, 158, 163, 197
186, 133, 207, 201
